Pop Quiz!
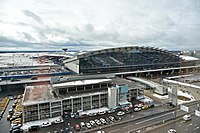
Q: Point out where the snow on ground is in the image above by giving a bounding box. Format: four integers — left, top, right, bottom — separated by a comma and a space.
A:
153, 93, 169, 99
153, 84, 196, 105
80, 107, 109, 115
180, 55, 199, 61
137, 95, 154, 104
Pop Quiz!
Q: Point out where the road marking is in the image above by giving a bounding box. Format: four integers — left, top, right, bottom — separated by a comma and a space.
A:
109, 129, 120, 133
135, 112, 172, 125
185, 128, 188, 131
187, 123, 193, 127
180, 121, 184, 124
178, 124, 182, 127
195, 124, 198, 127
193, 127, 199, 130
123, 126, 129, 129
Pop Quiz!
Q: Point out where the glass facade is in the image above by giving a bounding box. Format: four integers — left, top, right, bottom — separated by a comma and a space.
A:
79, 49, 182, 74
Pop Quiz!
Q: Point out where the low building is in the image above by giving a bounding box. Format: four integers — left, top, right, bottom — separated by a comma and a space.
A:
22, 76, 145, 123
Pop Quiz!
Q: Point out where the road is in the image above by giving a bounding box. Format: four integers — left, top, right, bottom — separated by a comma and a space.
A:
0, 99, 14, 133
89, 102, 200, 133
147, 115, 200, 133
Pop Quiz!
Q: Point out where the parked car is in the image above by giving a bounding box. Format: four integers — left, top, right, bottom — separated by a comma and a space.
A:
28, 125, 40, 131
90, 120, 96, 126
100, 118, 106, 124
167, 128, 176, 133
42, 121, 51, 127
80, 122, 85, 128
134, 107, 141, 112
9, 124, 22, 132
142, 105, 149, 110
75, 124, 80, 131
88, 113, 97, 116
109, 116, 115, 122
107, 109, 115, 113
54, 118, 64, 123
11, 129, 23, 133
94, 119, 101, 125
85, 123, 91, 129
80, 114, 88, 118
117, 111, 125, 116
148, 104, 155, 108
98, 111, 106, 115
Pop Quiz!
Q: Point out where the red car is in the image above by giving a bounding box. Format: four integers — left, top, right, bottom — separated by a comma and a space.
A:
75, 124, 80, 131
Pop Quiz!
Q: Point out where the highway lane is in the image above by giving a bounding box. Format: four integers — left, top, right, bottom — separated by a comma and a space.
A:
90, 102, 200, 133
147, 115, 200, 133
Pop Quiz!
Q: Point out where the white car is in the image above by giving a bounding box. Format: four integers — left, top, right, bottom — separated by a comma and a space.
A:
100, 118, 106, 124
90, 120, 96, 126
85, 123, 91, 129
134, 107, 141, 112
54, 118, 64, 123
107, 109, 115, 113
94, 119, 101, 125
167, 128, 176, 133
117, 111, 125, 116
109, 116, 115, 121
98, 111, 106, 115
183, 114, 192, 121
80, 122, 85, 128
42, 122, 51, 127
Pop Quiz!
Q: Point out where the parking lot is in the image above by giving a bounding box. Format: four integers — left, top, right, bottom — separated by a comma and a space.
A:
31, 103, 165, 133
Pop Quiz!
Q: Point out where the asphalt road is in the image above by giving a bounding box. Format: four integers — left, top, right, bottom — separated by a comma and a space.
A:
0, 99, 14, 133
147, 115, 200, 133
90, 102, 200, 133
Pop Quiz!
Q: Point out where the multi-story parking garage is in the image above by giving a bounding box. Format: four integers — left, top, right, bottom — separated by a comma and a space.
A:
64, 46, 197, 75
22, 76, 145, 123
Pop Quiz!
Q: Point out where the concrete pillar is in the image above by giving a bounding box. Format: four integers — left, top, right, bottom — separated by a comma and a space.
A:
38, 104, 40, 120
172, 70, 174, 74
50, 102, 52, 117
71, 99, 73, 113
60, 100, 63, 115
81, 97, 83, 111
90, 95, 92, 109
99, 94, 101, 108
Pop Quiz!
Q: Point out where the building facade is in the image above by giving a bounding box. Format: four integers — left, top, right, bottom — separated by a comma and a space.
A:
22, 76, 144, 123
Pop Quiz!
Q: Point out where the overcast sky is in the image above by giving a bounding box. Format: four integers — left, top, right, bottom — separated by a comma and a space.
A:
0, 0, 200, 51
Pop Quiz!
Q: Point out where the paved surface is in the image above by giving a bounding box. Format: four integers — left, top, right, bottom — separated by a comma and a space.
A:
147, 115, 200, 133
90, 102, 199, 133
31, 106, 166, 133
0, 99, 14, 133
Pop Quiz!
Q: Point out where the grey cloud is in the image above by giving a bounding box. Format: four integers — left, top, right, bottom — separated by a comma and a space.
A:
23, 10, 42, 23
21, 32, 36, 41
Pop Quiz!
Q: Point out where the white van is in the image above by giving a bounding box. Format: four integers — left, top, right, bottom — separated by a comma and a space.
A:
183, 114, 192, 121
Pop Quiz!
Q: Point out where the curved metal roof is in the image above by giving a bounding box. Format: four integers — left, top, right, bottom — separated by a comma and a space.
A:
77, 46, 182, 60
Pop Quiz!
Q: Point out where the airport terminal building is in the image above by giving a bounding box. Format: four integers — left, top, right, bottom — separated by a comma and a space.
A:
22, 76, 144, 123
64, 46, 190, 75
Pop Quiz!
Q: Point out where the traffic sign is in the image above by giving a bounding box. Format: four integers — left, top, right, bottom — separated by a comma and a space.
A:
180, 105, 189, 112
195, 110, 200, 117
